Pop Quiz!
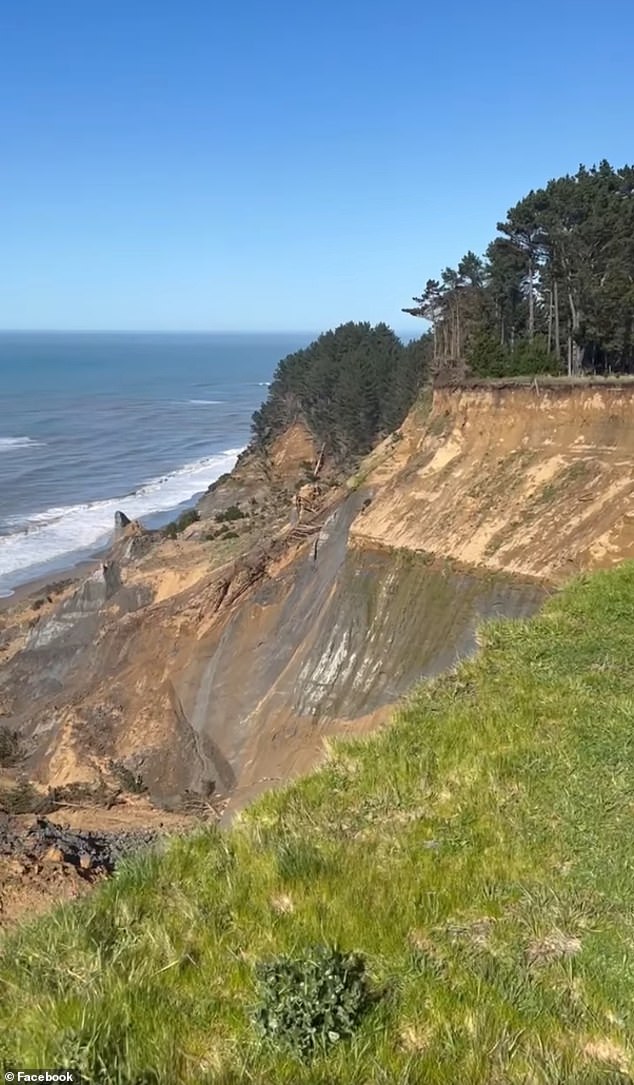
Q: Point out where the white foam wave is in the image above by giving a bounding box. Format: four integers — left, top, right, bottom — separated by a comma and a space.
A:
0, 448, 242, 584
187, 399, 222, 405
0, 436, 43, 451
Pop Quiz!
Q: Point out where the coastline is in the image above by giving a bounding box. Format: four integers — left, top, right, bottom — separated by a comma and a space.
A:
0, 454, 244, 615
0, 554, 104, 613
0, 480, 221, 614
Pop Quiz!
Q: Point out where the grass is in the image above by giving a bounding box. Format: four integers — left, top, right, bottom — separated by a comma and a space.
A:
3, 564, 634, 1082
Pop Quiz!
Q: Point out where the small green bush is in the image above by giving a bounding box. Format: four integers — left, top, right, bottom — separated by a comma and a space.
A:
203, 522, 243, 541
215, 505, 245, 523
110, 760, 146, 795
175, 507, 200, 531
252, 945, 372, 1057
162, 507, 200, 538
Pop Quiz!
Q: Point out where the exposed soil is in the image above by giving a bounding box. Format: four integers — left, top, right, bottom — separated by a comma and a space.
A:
353, 383, 634, 582
0, 798, 202, 927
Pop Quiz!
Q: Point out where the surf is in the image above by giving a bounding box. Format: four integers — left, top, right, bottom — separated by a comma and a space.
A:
0, 447, 242, 590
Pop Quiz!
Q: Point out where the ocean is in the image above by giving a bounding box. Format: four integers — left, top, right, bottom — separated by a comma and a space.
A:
0, 331, 313, 597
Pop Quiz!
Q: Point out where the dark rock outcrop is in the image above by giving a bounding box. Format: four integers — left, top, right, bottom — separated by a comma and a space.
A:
114, 510, 132, 533
0, 816, 161, 874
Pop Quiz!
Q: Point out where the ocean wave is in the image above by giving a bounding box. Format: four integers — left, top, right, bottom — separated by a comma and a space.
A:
0, 436, 43, 451
187, 399, 223, 405
0, 448, 242, 584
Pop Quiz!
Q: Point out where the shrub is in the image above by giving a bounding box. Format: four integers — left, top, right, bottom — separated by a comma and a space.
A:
110, 760, 146, 795
252, 945, 372, 1057
162, 507, 200, 538
215, 505, 246, 523
467, 331, 560, 378
0, 779, 42, 814
0, 726, 21, 766
511, 336, 560, 375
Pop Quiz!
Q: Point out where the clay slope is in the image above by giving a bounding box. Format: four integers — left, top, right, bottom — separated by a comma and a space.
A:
352, 381, 634, 583
1, 485, 542, 813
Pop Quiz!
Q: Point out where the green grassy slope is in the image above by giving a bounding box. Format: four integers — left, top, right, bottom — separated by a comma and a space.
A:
3, 565, 634, 1083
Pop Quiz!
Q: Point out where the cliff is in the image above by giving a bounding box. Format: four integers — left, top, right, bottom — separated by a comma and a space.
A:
353, 381, 634, 582
1, 382, 633, 836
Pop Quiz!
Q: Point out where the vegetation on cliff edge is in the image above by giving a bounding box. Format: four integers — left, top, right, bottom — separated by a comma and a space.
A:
2, 564, 634, 1082
405, 160, 634, 377
251, 322, 431, 464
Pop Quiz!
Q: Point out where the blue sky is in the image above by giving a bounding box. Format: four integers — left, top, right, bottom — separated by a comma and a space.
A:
1, 1, 632, 332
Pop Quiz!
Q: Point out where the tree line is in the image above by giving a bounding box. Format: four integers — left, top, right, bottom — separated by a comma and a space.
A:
251, 322, 430, 464
403, 161, 634, 377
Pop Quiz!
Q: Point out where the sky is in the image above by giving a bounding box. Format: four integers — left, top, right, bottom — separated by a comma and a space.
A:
1, 1, 633, 333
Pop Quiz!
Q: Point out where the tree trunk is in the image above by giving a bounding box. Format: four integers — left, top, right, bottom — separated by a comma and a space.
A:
554, 278, 560, 360
528, 255, 535, 341
568, 290, 582, 374
547, 288, 553, 353
622, 310, 632, 370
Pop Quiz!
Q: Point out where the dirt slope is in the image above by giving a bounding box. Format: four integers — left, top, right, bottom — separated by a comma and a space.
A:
352, 381, 634, 583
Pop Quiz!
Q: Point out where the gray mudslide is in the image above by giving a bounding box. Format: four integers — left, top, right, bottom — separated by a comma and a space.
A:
173, 490, 545, 802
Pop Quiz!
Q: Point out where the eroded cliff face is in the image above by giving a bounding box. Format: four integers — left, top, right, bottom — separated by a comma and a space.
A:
352, 382, 634, 583
166, 499, 543, 814
0, 488, 543, 812
2, 382, 632, 815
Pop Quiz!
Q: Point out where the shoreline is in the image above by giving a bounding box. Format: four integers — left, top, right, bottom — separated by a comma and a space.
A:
0, 554, 105, 613
0, 484, 217, 614
0, 452, 244, 615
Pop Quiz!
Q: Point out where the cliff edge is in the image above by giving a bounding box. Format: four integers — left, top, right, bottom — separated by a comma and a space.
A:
352, 381, 634, 582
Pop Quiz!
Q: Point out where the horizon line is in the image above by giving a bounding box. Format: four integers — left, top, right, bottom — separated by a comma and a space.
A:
0, 324, 421, 336
0, 327, 323, 336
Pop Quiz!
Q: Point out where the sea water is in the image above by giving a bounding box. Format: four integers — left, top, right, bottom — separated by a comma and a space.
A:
0, 331, 312, 596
